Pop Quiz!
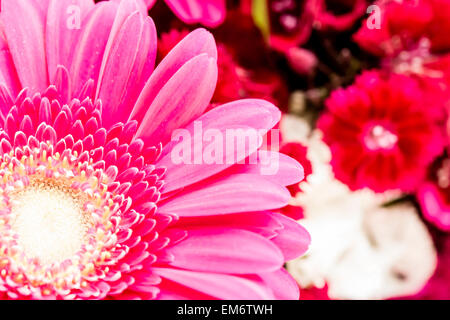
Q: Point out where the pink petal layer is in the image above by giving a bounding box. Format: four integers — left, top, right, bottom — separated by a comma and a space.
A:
154, 268, 275, 299
165, 0, 226, 27
46, 0, 94, 83
227, 151, 305, 187
165, 228, 284, 274
96, 0, 147, 95
271, 214, 310, 260
259, 269, 300, 300
135, 53, 217, 146
158, 174, 291, 217
175, 211, 282, 237
70, 1, 118, 96
0, 29, 20, 98
158, 99, 281, 193
177, 211, 310, 260
157, 279, 215, 300
144, 0, 157, 9
1, 0, 48, 93
130, 28, 217, 122
98, 11, 156, 127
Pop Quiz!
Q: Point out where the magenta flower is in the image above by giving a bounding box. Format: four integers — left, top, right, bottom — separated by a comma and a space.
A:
146, 0, 226, 27
417, 158, 450, 231
317, 70, 445, 193
354, 0, 450, 57
0, 0, 309, 299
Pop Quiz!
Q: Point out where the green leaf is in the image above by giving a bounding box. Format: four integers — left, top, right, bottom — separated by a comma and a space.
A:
252, 0, 270, 39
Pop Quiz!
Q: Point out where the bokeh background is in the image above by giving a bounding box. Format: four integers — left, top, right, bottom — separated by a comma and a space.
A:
143, 0, 450, 300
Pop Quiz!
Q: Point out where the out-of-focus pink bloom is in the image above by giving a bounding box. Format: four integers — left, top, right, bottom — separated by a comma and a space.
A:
418, 183, 450, 231
417, 158, 450, 231
213, 10, 291, 107
158, 26, 289, 107
380, 40, 450, 122
286, 47, 318, 75
0, 0, 310, 300
147, 0, 226, 27
268, 0, 320, 52
355, 0, 450, 57
318, 70, 445, 193
238, 68, 290, 107
315, 0, 368, 31
263, 0, 365, 75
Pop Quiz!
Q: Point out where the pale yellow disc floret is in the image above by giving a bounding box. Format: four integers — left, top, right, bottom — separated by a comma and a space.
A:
9, 182, 90, 266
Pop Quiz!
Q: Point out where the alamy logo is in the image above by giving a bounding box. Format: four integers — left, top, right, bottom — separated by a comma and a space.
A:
66, 5, 81, 30
366, 5, 381, 30
170, 121, 281, 176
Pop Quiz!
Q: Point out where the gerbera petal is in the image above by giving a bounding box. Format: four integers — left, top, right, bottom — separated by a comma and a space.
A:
158, 174, 291, 217
259, 269, 300, 300
145, 0, 157, 8
157, 99, 281, 193
156, 278, 216, 300
175, 211, 282, 236
130, 28, 217, 122
96, 0, 149, 97
164, 0, 225, 27
46, 0, 94, 83
70, 1, 118, 97
270, 213, 310, 260
178, 211, 311, 260
31, 0, 51, 15
227, 151, 305, 187
165, 228, 284, 274
154, 268, 275, 299
1, 0, 48, 93
0, 29, 20, 99
98, 12, 157, 127
135, 53, 217, 146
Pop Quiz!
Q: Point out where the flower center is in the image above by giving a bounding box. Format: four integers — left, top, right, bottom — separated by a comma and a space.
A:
9, 181, 90, 265
0, 143, 123, 296
364, 124, 398, 151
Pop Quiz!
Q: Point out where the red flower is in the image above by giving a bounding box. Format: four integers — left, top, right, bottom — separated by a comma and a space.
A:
318, 70, 445, 192
279, 142, 312, 220
355, 0, 450, 57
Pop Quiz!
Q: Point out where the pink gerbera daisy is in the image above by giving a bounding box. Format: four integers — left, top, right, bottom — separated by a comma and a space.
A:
0, 0, 310, 299
317, 70, 445, 193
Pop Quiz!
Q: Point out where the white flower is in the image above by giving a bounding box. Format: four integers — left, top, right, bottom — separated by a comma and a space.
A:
282, 115, 437, 300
